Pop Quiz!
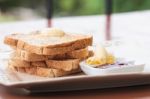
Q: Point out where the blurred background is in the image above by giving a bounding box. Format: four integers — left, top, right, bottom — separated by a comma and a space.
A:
0, 0, 150, 61
0, 0, 150, 48
0, 0, 150, 22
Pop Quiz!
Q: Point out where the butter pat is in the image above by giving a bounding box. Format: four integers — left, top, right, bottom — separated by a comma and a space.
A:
86, 56, 107, 66
94, 45, 107, 60
41, 28, 65, 37
106, 53, 115, 64
86, 44, 115, 66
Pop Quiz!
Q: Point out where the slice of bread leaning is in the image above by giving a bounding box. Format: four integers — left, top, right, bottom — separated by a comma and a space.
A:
13, 47, 89, 62
8, 65, 80, 77
4, 32, 92, 55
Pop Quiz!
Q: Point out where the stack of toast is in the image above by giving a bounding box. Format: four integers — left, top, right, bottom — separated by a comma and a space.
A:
4, 28, 93, 77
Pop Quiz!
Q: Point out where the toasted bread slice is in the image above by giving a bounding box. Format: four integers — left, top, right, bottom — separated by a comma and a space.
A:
4, 32, 92, 55
9, 59, 31, 67
8, 65, 80, 77
13, 47, 89, 62
9, 57, 80, 71
46, 59, 79, 71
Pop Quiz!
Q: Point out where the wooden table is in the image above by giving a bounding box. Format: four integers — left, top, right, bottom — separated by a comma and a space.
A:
0, 85, 150, 99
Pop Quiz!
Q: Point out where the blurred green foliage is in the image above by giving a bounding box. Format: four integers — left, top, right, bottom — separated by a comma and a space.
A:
54, 0, 104, 16
0, 0, 150, 17
113, 0, 150, 13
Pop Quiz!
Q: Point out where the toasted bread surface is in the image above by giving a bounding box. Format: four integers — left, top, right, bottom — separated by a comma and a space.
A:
8, 65, 81, 77
14, 47, 88, 62
9, 57, 80, 71
4, 33, 92, 55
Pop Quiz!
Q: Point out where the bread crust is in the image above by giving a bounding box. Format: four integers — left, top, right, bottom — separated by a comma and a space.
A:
4, 33, 92, 55
9, 58, 80, 71
46, 59, 79, 71
14, 47, 88, 62
4, 36, 18, 46
8, 65, 80, 77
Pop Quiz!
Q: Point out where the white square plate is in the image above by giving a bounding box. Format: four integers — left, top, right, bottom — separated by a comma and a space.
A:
0, 40, 150, 93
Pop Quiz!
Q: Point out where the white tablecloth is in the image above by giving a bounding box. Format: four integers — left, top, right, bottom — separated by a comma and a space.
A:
0, 10, 150, 62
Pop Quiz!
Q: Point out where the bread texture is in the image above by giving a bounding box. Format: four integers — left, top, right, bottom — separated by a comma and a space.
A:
4, 33, 92, 55
13, 47, 89, 62
5, 29, 93, 77
46, 59, 79, 71
9, 57, 80, 71
8, 65, 81, 77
